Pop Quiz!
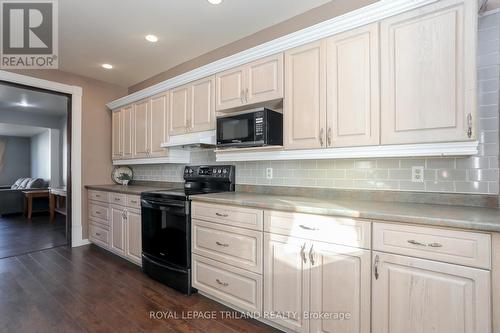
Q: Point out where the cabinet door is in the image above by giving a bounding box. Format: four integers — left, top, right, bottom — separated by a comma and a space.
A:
372, 252, 491, 333
133, 99, 150, 158
264, 233, 310, 333
170, 84, 190, 136
110, 205, 126, 257
327, 23, 379, 148
309, 242, 371, 333
111, 109, 122, 160
150, 93, 168, 157
190, 76, 215, 133
215, 65, 246, 111
126, 209, 142, 265
284, 40, 327, 150
246, 53, 283, 105
121, 105, 133, 158
380, 0, 477, 144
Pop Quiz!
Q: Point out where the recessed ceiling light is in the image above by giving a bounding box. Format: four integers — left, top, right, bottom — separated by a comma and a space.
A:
102, 63, 113, 69
207, 0, 222, 5
145, 34, 158, 43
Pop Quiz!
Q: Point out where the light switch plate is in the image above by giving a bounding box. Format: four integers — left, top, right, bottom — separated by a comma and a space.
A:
412, 166, 424, 183
266, 168, 273, 179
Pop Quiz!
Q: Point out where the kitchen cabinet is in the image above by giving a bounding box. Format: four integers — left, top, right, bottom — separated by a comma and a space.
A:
264, 233, 310, 332
309, 242, 370, 333
190, 76, 215, 133
150, 93, 168, 157
216, 53, 283, 111
380, 0, 477, 144
125, 208, 142, 265
372, 252, 491, 333
110, 205, 127, 257
133, 99, 150, 158
170, 76, 215, 135
122, 105, 134, 158
326, 23, 379, 147
284, 40, 326, 150
111, 109, 122, 159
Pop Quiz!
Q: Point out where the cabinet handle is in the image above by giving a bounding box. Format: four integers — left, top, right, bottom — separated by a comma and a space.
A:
428, 242, 443, 248
95, 211, 101, 215
407, 239, 426, 246
319, 128, 324, 146
245, 88, 249, 102
95, 194, 101, 198
467, 113, 473, 138
240, 90, 245, 103
216, 279, 229, 287
95, 233, 101, 236
215, 241, 229, 247
215, 212, 228, 217
299, 224, 318, 231
300, 243, 307, 264
308, 244, 315, 266
327, 127, 332, 146
130, 200, 137, 204
374, 255, 380, 280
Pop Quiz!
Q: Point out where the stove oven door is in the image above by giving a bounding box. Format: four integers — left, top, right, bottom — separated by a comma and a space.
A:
141, 198, 190, 269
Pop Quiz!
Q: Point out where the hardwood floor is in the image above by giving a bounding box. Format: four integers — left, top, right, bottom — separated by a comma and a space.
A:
0, 245, 280, 333
0, 214, 67, 259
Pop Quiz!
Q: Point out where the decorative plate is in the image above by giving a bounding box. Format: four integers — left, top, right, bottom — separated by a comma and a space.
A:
111, 166, 133, 185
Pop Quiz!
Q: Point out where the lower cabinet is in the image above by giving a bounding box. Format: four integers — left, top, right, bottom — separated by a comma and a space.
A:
125, 208, 142, 265
110, 205, 127, 256
372, 251, 491, 333
263, 232, 371, 333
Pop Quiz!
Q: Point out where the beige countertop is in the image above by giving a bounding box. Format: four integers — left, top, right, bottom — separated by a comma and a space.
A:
190, 192, 500, 233
85, 184, 169, 195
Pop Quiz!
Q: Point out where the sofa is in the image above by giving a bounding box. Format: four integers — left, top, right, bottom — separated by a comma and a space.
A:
0, 178, 48, 216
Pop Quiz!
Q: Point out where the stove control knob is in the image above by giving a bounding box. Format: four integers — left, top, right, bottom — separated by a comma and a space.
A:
189, 169, 193, 174
222, 169, 228, 174
213, 168, 217, 174
218, 169, 222, 174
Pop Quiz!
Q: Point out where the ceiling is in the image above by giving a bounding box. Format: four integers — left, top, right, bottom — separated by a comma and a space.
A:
0, 84, 68, 117
58, 0, 331, 87
0, 123, 48, 137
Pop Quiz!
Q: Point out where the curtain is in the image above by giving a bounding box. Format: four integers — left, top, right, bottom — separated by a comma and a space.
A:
0, 138, 6, 173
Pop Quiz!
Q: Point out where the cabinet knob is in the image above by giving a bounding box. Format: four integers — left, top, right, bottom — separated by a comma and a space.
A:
319, 128, 324, 147
327, 127, 332, 146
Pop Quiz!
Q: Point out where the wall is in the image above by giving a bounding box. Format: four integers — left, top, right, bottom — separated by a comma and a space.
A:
10, 69, 127, 238
129, 0, 377, 93
59, 115, 68, 186
132, 12, 500, 196
0, 136, 31, 185
30, 130, 50, 182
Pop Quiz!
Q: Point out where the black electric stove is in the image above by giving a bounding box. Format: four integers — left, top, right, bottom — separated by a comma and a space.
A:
140, 165, 235, 295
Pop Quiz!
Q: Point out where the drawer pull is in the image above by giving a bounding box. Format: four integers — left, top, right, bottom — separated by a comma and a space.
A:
216, 279, 229, 287
215, 212, 228, 217
95, 194, 101, 198
428, 242, 443, 248
95, 233, 101, 236
95, 211, 101, 215
299, 224, 318, 231
407, 239, 426, 246
215, 241, 229, 247
114, 198, 121, 201
130, 200, 137, 204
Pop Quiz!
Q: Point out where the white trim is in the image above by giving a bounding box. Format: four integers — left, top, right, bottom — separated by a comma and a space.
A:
160, 130, 216, 148
113, 150, 191, 165
0, 70, 84, 248
215, 141, 479, 162
107, 0, 439, 110
72, 238, 91, 247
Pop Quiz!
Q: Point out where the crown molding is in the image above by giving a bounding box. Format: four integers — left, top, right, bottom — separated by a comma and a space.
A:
215, 141, 479, 162
107, 0, 439, 110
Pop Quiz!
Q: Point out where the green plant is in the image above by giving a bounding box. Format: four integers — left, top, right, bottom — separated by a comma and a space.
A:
117, 172, 131, 181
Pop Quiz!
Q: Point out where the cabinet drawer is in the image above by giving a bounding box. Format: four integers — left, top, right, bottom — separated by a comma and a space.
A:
192, 254, 262, 313
89, 202, 109, 222
192, 202, 263, 230
193, 219, 262, 273
373, 222, 491, 269
264, 210, 371, 249
110, 192, 127, 206
88, 190, 109, 203
127, 195, 141, 209
89, 224, 109, 248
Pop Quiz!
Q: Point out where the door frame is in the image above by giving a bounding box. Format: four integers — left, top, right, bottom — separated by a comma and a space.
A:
0, 70, 85, 247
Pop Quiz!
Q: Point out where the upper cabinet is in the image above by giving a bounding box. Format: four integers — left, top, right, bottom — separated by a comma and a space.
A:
216, 53, 283, 111
133, 99, 150, 158
111, 109, 122, 160
150, 93, 169, 157
326, 23, 380, 148
170, 75, 215, 135
380, 0, 477, 145
284, 41, 326, 150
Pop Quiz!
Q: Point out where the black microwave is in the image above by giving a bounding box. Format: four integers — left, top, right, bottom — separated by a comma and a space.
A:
216, 108, 283, 148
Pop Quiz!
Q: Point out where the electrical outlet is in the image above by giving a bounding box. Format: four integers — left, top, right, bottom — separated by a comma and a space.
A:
266, 168, 273, 179
411, 166, 424, 183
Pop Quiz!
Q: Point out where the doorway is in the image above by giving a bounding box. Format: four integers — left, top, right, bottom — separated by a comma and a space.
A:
0, 81, 72, 258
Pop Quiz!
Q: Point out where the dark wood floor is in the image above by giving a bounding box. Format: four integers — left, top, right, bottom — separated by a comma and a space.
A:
0, 214, 67, 259
0, 244, 280, 333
